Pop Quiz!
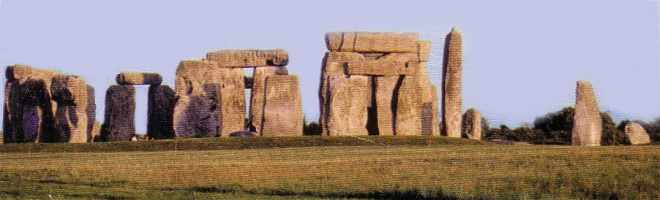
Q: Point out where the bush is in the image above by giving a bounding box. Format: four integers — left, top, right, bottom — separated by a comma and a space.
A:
601, 113, 626, 145
532, 107, 574, 144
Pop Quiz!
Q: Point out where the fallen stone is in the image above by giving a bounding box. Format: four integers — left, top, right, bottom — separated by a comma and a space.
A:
326, 32, 419, 53
116, 72, 163, 85
206, 49, 288, 67
572, 80, 602, 146
260, 75, 303, 136
147, 85, 176, 139
442, 27, 463, 138
51, 75, 89, 143
101, 85, 135, 141
624, 122, 651, 145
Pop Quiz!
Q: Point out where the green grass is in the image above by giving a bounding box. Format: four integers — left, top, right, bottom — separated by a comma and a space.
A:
0, 136, 486, 153
0, 141, 658, 199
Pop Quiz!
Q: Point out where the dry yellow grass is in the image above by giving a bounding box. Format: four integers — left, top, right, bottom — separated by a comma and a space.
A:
0, 144, 658, 199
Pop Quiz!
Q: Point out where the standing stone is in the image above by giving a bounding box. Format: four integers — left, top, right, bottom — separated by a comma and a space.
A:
462, 108, 482, 140
147, 85, 176, 139
572, 80, 602, 146
374, 76, 399, 136
86, 85, 96, 142
3, 65, 60, 143
260, 75, 303, 136
216, 69, 246, 136
319, 52, 365, 135
51, 75, 89, 143
101, 85, 136, 141
326, 74, 371, 136
624, 122, 651, 145
442, 27, 463, 138
249, 66, 282, 132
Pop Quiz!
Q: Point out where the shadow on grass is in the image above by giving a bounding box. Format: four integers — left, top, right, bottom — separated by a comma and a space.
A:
176, 185, 490, 200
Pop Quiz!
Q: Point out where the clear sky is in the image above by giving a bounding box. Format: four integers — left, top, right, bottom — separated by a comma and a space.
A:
1, 0, 658, 133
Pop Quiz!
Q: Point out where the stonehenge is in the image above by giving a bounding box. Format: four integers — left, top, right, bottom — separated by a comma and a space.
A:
173, 49, 302, 137
572, 80, 602, 146
4, 29, 655, 145
319, 32, 438, 136
442, 27, 463, 138
624, 122, 651, 145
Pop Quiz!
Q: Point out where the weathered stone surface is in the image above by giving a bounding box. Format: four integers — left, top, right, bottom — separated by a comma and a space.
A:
206, 49, 288, 67
173, 60, 246, 137
86, 85, 96, 142
147, 85, 176, 139
216, 70, 246, 137
442, 27, 463, 138
249, 66, 281, 132
260, 75, 303, 136
416, 40, 432, 62
325, 74, 371, 136
101, 85, 135, 141
326, 32, 419, 53
346, 61, 418, 76
4, 65, 60, 143
374, 76, 399, 136
395, 63, 435, 136
462, 108, 482, 140
116, 72, 162, 85
90, 121, 101, 142
572, 80, 602, 146
624, 122, 651, 145
51, 75, 89, 143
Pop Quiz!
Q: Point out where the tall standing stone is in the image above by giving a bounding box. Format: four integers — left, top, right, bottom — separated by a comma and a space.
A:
326, 73, 371, 136
442, 27, 463, 138
462, 108, 482, 140
374, 76, 399, 136
624, 122, 651, 145
249, 66, 282, 132
101, 85, 136, 141
51, 75, 89, 143
86, 85, 96, 142
147, 85, 176, 139
572, 80, 602, 146
260, 75, 303, 136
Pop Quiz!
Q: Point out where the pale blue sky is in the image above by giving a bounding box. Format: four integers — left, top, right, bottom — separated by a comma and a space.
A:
1, 0, 658, 133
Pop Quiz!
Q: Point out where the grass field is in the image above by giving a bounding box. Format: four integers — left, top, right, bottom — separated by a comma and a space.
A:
0, 137, 658, 199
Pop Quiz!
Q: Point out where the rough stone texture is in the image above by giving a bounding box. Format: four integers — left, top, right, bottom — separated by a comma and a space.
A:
260, 75, 303, 136
325, 74, 371, 136
90, 121, 101, 142
319, 34, 437, 136
206, 49, 289, 67
442, 27, 463, 138
374, 76, 399, 136
3, 65, 60, 143
624, 122, 651, 145
462, 108, 482, 140
326, 32, 419, 53
395, 63, 435, 136
101, 85, 135, 141
116, 72, 162, 85
147, 85, 176, 139
249, 66, 281, 132
51, 75, 89, 143
86, 85, 96, 142
572, 80, 602, 146
173, 60, 245, 137
216, 70, 246, 137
